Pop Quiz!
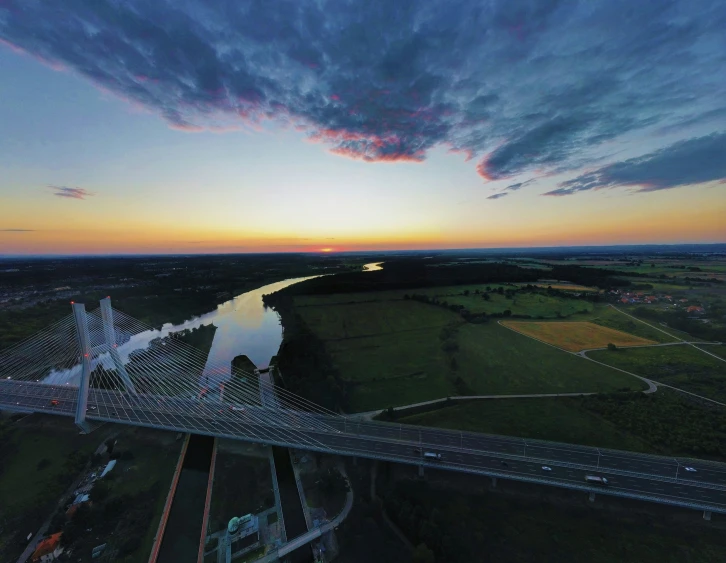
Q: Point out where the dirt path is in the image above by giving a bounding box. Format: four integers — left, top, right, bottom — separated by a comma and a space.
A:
609, 305, 725, 363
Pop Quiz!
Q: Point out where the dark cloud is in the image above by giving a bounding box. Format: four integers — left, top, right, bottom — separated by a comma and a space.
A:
0, 229, 35, 232
543, 132, 726, 196
2, 0, 724, 180
48, 185, 94, 199
504, 179, 536, 192
487, 193, 509, 200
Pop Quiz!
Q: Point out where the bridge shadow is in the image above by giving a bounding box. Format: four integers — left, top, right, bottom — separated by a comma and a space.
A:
272, 446, 313, 563
157, 434, 215, 563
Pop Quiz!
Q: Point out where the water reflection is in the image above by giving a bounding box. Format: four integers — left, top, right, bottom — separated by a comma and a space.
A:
363, 262, 383, 271
45, 276, 317, 385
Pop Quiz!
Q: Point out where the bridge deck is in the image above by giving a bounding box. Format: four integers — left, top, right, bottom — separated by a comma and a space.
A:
2, 379, 726, 515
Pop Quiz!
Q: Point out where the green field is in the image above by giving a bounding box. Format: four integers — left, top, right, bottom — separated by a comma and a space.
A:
296, 295, 646, 412
208, 442, 273, 535
699, 345, 726, 360
382, 477, 726, 563
582, 305, 680, 343
398, 398, 653, 453
398, 389, 726, 460
454, 323, 645, 395
588, 345, 726, 403
434, 290, 594, 318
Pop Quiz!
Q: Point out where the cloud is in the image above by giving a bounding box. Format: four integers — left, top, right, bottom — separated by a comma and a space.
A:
2, 1, 725, 179
487, 193, 509, 200
0, 229, 35, 232
504, 179, 536, 192
543, 132, 726, 196
48, 185, 95, 199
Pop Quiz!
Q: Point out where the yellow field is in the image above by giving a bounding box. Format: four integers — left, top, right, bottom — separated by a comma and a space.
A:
500, 321, 656, 352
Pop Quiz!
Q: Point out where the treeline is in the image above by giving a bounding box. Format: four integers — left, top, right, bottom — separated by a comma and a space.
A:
271, 260, 543, 296
547, 264, 637, 288
580, 391, 726, 459
264, 293, 349, 412
382, 480, 471, 561
270, 259, 636, 300
0, 253, 351, 348
632, 306, 726, 342
405, 284, 596, 323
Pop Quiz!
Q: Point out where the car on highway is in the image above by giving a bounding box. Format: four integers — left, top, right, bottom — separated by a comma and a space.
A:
49, 399, 60, 406
86, 406, 97, 411
423, 452, 443, 461
585, 475, 609, 485
684, 467, 697, 473
541, 466, 552, 471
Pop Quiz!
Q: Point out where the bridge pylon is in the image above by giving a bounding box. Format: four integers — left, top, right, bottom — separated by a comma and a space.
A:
99, 297, 136, 394
71, 302, 93, 433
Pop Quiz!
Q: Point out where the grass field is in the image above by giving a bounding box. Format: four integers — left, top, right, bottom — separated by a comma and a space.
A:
699, 345, 726, 360
107, 428, 183, 563
454, 323, 645, 395
399, 398, 653, 453
502, 320, 657, 352
588, 345, 726, 403
383, 476, 726, 563
208, 441, 273, 535
438, 290, 594, 318
586, 305, 679, 343
296, 295, 646, 412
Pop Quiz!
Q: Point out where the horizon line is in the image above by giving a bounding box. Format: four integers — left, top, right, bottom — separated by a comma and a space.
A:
1, 241, 726, 259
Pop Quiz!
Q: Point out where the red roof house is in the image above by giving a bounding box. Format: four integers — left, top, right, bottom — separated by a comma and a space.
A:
31, 532, 63, 562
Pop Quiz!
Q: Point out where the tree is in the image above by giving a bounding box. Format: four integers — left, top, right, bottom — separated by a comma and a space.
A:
319, 467, 349, 497
91, 481, 112, 503
607, 343, 617, 351
412, 543, 435, 563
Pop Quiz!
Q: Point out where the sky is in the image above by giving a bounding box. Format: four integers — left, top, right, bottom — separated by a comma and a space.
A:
1, 0, 725, 255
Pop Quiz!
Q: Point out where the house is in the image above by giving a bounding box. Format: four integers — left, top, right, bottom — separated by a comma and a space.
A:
620, 297, 629, 304
99, 459, 117, 479
31, 533, 63, 562
679, 298, 689, 303
687, 306, 705, 314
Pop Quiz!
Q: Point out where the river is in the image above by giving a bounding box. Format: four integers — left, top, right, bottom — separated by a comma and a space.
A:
45, 276, 317, 384
47, 263, 384, 385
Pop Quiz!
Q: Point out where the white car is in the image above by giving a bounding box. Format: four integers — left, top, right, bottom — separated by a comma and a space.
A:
684, 467, 697, 473
541, 466, 552, 471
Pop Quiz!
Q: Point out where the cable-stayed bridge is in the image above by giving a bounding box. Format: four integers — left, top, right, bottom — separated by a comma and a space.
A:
2, 298, 726, 518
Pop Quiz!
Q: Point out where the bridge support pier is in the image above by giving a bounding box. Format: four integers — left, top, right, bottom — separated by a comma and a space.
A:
589, 492, 596, 502
99, 297, 135, 394
703, 510, 712, 521
491, 477, 497, 488
418, 465, 424, 477
72, 303, 93, 434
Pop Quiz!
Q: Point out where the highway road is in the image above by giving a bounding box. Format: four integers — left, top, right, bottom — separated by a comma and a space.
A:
3, 379, 726, 514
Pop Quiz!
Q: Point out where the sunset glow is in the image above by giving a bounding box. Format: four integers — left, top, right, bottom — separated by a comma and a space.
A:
0, 1, 724, 256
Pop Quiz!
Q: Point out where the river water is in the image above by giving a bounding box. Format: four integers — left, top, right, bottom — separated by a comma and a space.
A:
47, 263, 383, 385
